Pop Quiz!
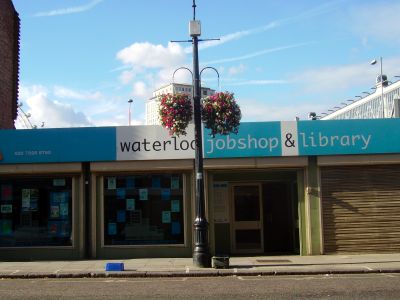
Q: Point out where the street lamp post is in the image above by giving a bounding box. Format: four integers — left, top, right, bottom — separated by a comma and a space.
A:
170, 0, 219, 268
128, 99, 133, 126
190, 0, 211, 268
370, 57, 385, 117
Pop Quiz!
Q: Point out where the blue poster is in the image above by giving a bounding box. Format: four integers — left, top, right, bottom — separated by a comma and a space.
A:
126, 177, 135, 188
152, 176, 161, 188
108, 222, 117, 235
161, 189, 170, 201
171, 222, 181, 235
117, 188, 126, 199
117, 210, 126, 223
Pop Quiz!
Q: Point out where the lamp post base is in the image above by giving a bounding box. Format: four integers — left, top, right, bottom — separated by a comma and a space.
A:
193, 250, 211, 268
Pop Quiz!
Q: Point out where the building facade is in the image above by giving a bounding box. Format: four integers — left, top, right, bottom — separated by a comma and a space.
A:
146, 83, 215, 125
0, 0, 20, 129
1, 120, 400, 260
321, 78, 400, 120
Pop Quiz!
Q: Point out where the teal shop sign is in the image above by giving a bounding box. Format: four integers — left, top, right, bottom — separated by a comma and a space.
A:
204, 119, 400, 158
0, 127, 116, 164
1, 119, 400, 164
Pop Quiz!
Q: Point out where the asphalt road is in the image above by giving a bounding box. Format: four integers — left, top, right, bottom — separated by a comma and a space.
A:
0, 273, 400, 299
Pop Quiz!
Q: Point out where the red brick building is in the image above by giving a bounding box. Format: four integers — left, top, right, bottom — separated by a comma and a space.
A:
0, 0, 20, 129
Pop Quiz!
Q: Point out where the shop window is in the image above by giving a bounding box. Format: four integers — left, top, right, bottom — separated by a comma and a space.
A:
103, 174, 184, 245
0, 177, 73, 247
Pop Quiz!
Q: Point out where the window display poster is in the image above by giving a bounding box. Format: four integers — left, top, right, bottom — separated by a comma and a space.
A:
1, 184, 12, 201
108, 177, 116, 190
21, 189, 30, 211
53, 179, 66, 186
161, 189, 170, 201
117, 210, 126, 223
59, 221, 70, 237
117, 188, 126, 199
1, 204, 12, 214
162, 211, 171, 223
126, 177, 135, 188
171, 177, 180, 190
171, 221, 181, 235
139, 189, 148, 201
48, 221, 59, 235
29, 189, 39, 211
126, 198, 135, 211
0, 220, 12, 236
171, 200, 180, 212
50, 205, 60, 218
152, 176, 161, 188
60, 202, 69, 218
108, 222, 117, 235
23, 189, 39, 211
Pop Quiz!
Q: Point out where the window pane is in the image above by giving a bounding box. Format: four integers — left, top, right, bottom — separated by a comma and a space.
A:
0, 177, 73, 247
104, 174, 184, 245
234, 186, 260, 221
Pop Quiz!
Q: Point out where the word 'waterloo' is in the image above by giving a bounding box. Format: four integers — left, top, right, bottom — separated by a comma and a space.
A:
120, 137, 195, 152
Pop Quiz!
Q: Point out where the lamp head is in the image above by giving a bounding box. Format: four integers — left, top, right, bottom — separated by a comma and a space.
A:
370, 59, 377, 65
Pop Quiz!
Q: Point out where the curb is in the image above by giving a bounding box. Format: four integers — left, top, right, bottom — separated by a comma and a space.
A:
1, 268, 400, 279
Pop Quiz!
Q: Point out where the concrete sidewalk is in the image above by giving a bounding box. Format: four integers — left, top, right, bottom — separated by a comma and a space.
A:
1, 253, 400, 278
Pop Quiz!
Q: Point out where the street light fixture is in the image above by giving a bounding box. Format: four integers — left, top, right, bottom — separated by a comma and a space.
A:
370, 57, 385, 117
128, 99, 133, 126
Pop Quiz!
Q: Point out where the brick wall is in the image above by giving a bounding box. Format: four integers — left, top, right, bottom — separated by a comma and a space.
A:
0, 0, 20, 129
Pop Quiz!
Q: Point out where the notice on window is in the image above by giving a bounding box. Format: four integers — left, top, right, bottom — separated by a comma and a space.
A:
107, 177, 116, 190
139, 189, 148, 201
213, 182, 229, 223
171, 177, 180, 190
171, 200, 180, 213
162, 211, 171, 223
126, 198, 135, 211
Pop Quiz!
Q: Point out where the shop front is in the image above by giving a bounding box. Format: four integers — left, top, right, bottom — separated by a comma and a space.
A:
1, 119, 400, 260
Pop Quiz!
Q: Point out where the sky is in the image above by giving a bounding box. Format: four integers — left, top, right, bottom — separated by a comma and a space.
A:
12, 0, 400, 129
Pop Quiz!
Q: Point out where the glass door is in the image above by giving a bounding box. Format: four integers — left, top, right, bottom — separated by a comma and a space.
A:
231, 184, 263, 253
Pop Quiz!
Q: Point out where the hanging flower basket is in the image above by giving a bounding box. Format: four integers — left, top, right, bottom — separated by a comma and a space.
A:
201, 91, 241, 136
158, 93, 193, 136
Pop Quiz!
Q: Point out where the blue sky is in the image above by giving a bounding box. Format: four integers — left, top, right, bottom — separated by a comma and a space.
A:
12, 0, 400, 128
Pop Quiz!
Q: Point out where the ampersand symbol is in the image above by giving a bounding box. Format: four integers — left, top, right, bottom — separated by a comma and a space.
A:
285, 133, 295, 147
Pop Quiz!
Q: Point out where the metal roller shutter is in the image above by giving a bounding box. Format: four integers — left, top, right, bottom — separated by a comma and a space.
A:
321, 165, 400, 254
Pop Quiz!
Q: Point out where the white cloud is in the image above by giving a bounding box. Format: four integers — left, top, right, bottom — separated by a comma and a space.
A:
34, 0, 103, 17
119, 70, 135, 85
204, 42, 315, 65
290, 56, 400, 93
228, 64, 246, 76
23, 92, 92, 128
241, 99, 327, 122
225, 80, 287, 87
184, 0, 343, 53
116, 42, 186, 69
350, 2, 400, 45
53, 86, 102, 100
132, 81, 148, 98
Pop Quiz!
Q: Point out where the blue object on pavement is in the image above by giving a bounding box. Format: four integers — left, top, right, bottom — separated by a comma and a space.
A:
105, 262, 124, 271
